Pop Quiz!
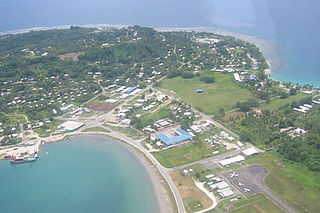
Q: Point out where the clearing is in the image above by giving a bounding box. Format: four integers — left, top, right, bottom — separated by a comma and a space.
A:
161, 73, 256, 115
170, 169, 212, 213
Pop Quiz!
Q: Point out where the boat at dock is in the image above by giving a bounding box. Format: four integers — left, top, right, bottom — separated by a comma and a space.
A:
10, 156, 36, 164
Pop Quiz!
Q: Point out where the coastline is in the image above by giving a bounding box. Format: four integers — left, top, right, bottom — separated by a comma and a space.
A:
0, 133, 175, 213
0, 24, 276, 76
83, 134, 175, 213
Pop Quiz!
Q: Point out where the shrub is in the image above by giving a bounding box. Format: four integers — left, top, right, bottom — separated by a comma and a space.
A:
181, 71, 194, 79
200, 74, 215, 83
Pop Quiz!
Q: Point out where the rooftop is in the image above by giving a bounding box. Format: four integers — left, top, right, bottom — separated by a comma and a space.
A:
156, 128, 192, 146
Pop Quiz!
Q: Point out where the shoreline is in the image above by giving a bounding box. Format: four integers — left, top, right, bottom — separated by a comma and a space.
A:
1, 133, 175, 213
0, 24, 278, 80
78, 134, 175, 213
2, 23, 319, 87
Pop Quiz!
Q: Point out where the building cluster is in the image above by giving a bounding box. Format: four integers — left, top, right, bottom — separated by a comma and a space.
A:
219, 147, 259, 167
293, 103, 315, 113
1, 76, 98, 118
280, 127, 308, 138
205, 174, 235, 198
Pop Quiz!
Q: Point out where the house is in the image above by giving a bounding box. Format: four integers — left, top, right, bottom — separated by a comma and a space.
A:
233, 73, 241, 81
60, 104, 74, 112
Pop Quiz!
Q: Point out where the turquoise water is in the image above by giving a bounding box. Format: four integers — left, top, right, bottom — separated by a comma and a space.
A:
0, 0, 319, 85
0, 136, 159, 213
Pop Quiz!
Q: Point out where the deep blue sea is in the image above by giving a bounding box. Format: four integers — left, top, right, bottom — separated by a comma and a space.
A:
0, 0, 319, 86
0, 136, 159, 213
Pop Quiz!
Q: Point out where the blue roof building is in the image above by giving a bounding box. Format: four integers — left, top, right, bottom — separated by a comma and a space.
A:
156, 128, 192, 146
196, 89, 204, 93
249, 75, 256, 80
126, 86, 137, 94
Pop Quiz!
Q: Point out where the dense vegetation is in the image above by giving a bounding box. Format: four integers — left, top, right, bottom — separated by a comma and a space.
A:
232, 97, 320, 171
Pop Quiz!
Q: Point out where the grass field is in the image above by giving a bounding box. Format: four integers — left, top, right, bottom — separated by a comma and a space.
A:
208, 193, 284, 213
103, 124, 145, 140
161, 73, 256, 115
260, 92, 308, 111
152, 140, 227, 168
3, 114, 27, 124
81, 126, 110, 133
246, 151, 320, 213
170, 170, 212, 212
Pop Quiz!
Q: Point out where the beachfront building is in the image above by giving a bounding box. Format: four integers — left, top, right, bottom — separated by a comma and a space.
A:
57, 121, 84, 132
156, 128, 192, 146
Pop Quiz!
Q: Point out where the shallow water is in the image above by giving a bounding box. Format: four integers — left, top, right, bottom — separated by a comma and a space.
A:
0, 136, 159, 213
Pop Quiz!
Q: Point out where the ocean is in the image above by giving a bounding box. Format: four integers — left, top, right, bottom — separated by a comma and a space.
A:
1, 0, 319, 86
0, 136, 160, 213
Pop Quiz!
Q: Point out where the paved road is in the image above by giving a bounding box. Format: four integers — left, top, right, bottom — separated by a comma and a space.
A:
222, 165, 297, 213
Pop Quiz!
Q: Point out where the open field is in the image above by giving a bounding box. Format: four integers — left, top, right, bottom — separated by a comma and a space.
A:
246, 151, 320, 213
104, 124, 146, 140
208, 193, 284, 213
170, 170, 212, 213
152, 141, 227, 168
260, 92, 308, 111
161, 73, 256, 115
87, 102, 116, 111
3, 114, 27, 124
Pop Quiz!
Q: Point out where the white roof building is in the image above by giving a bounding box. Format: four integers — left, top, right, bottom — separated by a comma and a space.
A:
219, 188, 234, 198
233, 73, 241, 81
219, 155, 245, 167
242, 147, 260, 156
106, 99, 118, 104
58, 121, 84, 131
214, 181, 229, 190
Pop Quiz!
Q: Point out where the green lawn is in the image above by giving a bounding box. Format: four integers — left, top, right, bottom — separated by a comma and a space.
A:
103, 124, 145, 140
260, 92, 308, 111
246, 151, 320, 213
152, 141, 226, 168
208, 193, 284, 213
161, 73, 256, 115
81, 126, 110, 133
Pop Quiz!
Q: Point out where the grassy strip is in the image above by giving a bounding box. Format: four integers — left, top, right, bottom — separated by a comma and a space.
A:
260, 91, 308, 111
81, 126, 110, 133
152, 141, 228, 168
103, 124, 145, 140
245, 151, 320, 213
207, 193, 284, 213
170, 170, 212, 212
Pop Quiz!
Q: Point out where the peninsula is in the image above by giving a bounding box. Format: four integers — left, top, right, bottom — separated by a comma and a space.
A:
0, 25, 319, 213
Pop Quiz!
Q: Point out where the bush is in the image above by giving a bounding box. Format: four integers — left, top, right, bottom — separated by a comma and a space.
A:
279, 91, 289, 99
289, 88, 297, 95
167, 69, 181, 78
200, 74, 215, 83
181, 71, 194, 79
